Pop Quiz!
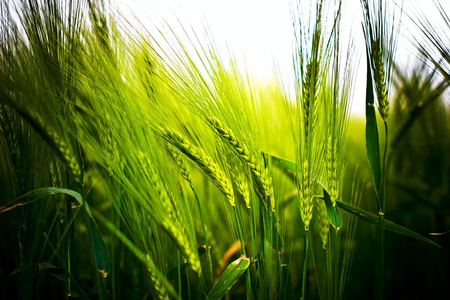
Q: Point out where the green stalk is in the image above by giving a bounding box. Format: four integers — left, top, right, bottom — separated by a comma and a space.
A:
232, 206, 253, 299
379, 121, 388, 299
66, 198, 73, 299
233, 206, 246, 255
248, 208, 256, 300
191, 185, 213, 285
302, 229, 310, 300
333, 227, 339, 300
177, 251, 182, 296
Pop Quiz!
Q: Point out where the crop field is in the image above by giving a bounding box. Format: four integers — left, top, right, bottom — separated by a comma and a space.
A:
0, 0, 449, 299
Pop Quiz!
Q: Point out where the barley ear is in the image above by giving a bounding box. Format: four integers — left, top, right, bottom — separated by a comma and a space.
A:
208, 116, 275, 212
299, 159, 314, 229
161, 127, 235, 206
372, 39, 389, 120
136, 150, 201, 274
314, 196, 329, 249
166, 144, 193, 185
146, 254, 169, 300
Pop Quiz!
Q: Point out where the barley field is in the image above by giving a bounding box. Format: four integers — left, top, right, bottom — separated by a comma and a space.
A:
0, 0, 449, 299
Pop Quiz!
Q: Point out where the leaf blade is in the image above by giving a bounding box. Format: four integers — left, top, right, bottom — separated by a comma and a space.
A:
207, 255, 250, 300
0, 187, 111, 276
322, 187, 343, 229
336, 200, 441, 249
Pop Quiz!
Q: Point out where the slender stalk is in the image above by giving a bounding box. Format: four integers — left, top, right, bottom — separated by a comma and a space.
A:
177, 250, 182, 296
233, 206, 246, 255
302, 229, 310, 300
379, 121, 388, 299
66, 198, 73, 299
333, 227, 339, 300
190, 185, 213, 285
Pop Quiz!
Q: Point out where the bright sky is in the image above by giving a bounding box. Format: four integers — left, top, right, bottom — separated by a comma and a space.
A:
115, 0, 449, 115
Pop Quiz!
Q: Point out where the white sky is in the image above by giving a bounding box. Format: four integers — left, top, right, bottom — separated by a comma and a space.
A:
114, 0, 449, 115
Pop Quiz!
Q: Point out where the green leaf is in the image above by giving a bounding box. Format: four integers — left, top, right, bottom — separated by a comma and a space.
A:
365, 53, 382, 206
0, 187, 83, 213
264, 153, 439, 247
0, 187, 111, 276
207, 255, 250, 300
336, 200, 441, 249
322, 187, 343, 229
265, 153, 297, 182
92, 210, 181, 300
86, 214, 111, 278
261, 199, 284, 253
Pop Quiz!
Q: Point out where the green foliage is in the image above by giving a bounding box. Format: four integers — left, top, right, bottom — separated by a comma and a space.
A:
0, 0, 449, 299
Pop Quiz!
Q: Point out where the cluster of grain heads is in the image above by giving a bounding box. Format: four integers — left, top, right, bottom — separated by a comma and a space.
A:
136, 150, 201, 275
207, 116, 274, 212
161, 126, 236, 206
370, 38, 389, 120
146, 254, 169, 300
298, 159, 314, 229
314, 196, 330, 249
292, 0, 328, 231
166, 144, 193, 185
361, 0, 400, 121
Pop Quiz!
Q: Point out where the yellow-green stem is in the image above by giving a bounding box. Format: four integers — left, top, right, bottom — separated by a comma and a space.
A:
333, 227, 339, 300
379, 121, 388, 300
190, 185, 213, 285
302, 229, 310, 300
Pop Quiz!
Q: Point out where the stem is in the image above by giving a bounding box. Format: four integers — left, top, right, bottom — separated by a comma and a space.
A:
233, 206, 246, 255
66, 197, 73, 299
248, 208, 255, 300
177, 250, 182, 296
191, 185, 213, 285
333, 227, 339, 300
302, 229, 310, 300
379, 121, 388, 300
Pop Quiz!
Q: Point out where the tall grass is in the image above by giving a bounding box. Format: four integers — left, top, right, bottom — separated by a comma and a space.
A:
0, 0, 448, 299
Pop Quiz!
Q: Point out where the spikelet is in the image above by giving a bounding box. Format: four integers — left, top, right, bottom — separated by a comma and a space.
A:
326, 135, 339, 205
162, 127, 235, 206
32, 112, 82, 182
105, 125, 123, 176
145, 254, 169, 300
218, 139, 251, 209
166, 144, 192, 184
314, 196, 329, 249
49, 160, 66, 223
371, 39, 389, 120
302, 60, 320, 139
208, 116, 274, 212
136, 150, 201, 274
299, 159, 314, 229
0, 104, 18, 159
234, 172, 251, 209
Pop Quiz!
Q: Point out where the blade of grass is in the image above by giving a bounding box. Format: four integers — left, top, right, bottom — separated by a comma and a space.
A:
92, 210, 182, 300
207, 255, 250, 300
335, 200, 441, 249
0, 187, 111, 277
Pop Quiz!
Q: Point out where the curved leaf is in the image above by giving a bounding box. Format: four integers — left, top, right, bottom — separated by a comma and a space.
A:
0, 187, 111, 276
336, 200, 441, 249
322, 188, 343, 229
0, 187, 83, 213
207, 255, 250, 300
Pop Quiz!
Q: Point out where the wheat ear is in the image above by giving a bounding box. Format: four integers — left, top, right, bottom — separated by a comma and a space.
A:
161, 127, 235, 206
208, 116, 274, 212
137, 151, 201, 274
